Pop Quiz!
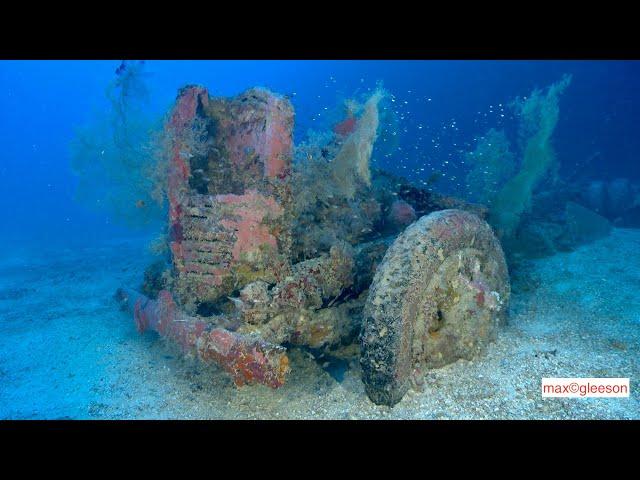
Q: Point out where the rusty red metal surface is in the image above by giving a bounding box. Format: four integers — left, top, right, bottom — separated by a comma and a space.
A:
116, 288, 289, 388
165, 86, 294, 307
167, 85, 209, 245
334, 114, 357, 137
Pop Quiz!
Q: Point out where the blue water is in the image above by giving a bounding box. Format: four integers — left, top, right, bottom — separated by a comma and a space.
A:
2, 60, 639, 251
1, 60, 639, 419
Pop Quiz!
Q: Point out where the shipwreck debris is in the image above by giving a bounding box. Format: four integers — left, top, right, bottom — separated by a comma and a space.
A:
116, 287, 289, 388
117, 83, 511, 406
167, 86, 294, 311
360, 209, 510, 406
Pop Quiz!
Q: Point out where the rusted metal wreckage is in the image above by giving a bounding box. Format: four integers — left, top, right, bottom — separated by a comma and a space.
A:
116, 85, 510, 406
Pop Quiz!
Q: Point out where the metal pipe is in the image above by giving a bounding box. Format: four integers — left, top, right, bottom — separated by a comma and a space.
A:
115, 287, 289, 388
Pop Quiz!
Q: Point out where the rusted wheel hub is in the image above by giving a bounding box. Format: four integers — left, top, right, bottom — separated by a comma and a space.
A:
360, 209, 510, 406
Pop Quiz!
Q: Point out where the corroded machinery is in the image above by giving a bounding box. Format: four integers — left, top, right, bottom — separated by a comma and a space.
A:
116, 85, 510, 406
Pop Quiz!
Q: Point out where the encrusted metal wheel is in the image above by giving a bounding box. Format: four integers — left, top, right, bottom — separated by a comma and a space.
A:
360, 209, 510, 406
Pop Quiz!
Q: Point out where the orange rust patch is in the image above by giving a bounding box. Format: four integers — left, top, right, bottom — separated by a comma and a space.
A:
216, 189, 284, 260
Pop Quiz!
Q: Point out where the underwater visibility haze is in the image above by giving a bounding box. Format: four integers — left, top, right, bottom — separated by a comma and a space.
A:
0, 60, 639, 419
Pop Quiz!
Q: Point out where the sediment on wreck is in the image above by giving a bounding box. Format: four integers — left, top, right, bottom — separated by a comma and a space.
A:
165, 86, 295, 312
115, 287, 290, 388
120, 82, 511, 400
361, 210, 510, 406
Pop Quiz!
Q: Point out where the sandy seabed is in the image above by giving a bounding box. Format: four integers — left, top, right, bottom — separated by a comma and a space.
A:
0, 229, 638, 420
